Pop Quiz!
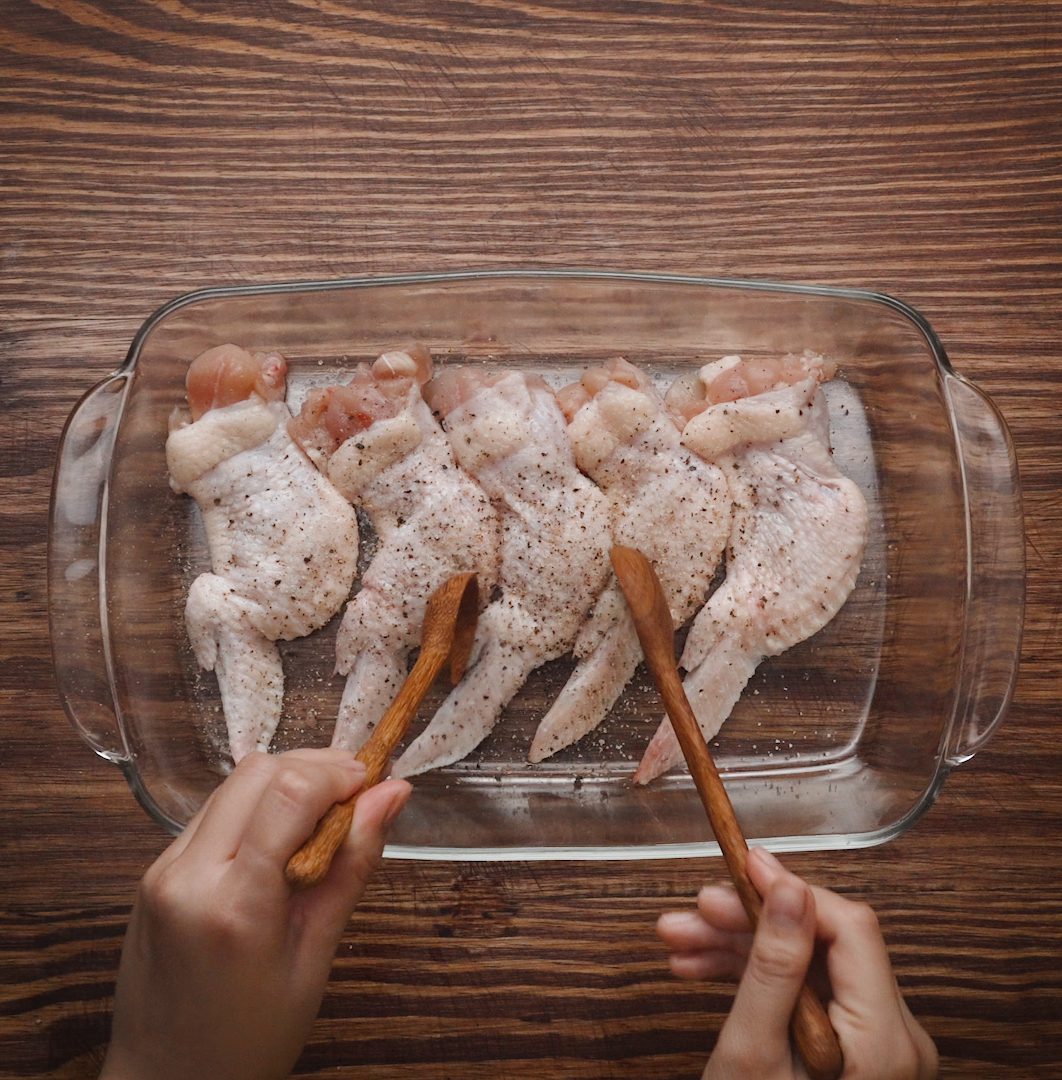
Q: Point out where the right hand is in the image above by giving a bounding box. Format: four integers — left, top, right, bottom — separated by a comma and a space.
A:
657, 847, 938, 1079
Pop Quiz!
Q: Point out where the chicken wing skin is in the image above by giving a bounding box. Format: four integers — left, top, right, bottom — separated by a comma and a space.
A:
392, 369, 611, 777
635, 353, 868, 784
528, 359, 730, 763
167, 345, 360, 762
289, 347, 500, 752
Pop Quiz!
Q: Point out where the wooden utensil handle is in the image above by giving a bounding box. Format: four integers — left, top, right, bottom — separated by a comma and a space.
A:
792, 986, 845, 1080
284, 649, 445, 889
283, 799, 359, 890
651, 659, 844, 1080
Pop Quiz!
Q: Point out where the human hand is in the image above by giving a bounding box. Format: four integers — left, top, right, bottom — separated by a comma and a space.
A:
100, 748, 411, 1080
657, 848, 938, 1079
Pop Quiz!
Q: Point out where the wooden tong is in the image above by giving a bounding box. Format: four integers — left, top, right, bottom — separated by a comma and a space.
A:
285, 572, 479, 890
610, 546, 844, 1080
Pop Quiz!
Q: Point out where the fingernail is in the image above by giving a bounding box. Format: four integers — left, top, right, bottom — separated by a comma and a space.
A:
341, 756, 367, 775
765, 879, 808, 929
382, 784, 411, 828
697, 884, 734, 905
749, 847, 783, 873
658, 911, 701, 933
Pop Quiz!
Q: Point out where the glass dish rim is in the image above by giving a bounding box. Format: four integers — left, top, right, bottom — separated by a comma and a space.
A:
113, 755, 952, 859
117, 267, 956, 380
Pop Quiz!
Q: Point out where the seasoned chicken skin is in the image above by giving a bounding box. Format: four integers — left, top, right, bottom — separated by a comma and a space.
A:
392, 369, 611, 777
528, 359, 730, 762
167, 344, 360, 762
289, 346, 499, 752
634, 352, 868, 783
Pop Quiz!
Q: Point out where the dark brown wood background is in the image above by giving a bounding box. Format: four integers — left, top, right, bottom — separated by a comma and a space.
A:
2, 2, 1060, 1077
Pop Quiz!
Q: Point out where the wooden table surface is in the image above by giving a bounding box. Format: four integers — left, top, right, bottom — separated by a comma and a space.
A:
2, 2, 1060, 1077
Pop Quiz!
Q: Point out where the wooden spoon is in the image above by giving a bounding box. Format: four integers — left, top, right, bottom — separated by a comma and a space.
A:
284, 572, 479, 890
610, 546, 844, 1080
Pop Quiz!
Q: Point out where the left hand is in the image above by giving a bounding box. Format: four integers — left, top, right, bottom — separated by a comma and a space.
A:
100, 748, 411, 1080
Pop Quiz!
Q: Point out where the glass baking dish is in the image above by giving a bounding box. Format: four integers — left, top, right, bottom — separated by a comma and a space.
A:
48, 270, 1024, 860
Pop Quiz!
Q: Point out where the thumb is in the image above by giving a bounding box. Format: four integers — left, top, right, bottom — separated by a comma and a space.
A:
715, 874, 816, 1068
300, 779, 412, 946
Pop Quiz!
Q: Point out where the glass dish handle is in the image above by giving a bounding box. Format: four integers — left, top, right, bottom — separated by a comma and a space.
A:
48, 373, 131, 763
943, 371, 1025, 766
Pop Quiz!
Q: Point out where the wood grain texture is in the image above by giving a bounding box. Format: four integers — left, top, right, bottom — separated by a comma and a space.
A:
1, 1, 1060, 1077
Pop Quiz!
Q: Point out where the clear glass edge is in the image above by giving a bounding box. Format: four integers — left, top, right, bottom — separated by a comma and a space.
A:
84, 268, 998, 857
129, 756, 954, 859
47, 372, 135, 762
382, 770, 949, 861
941, 371, 1026, 764
117, 267, 962, 378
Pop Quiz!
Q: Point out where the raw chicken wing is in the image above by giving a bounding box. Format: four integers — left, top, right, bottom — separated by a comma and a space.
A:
635, 352, 868, 783
529, 359, 730, 762
393, 369, 611, 777
167, 344, 360, 762
288, 347, 499, 752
